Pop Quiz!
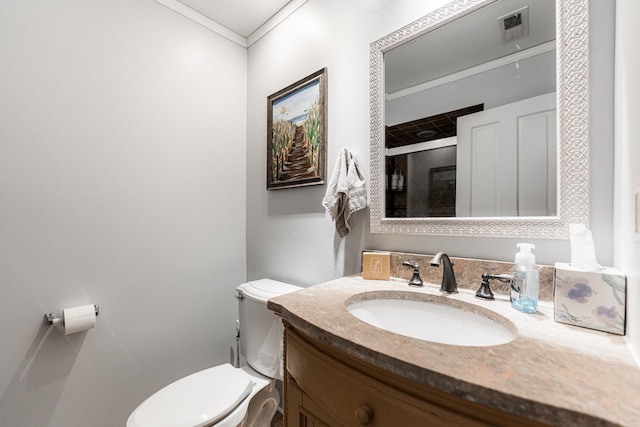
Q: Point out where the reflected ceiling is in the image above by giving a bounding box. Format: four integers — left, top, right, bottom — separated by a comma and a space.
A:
384, 0, 555, 95
385, 104, 484, 149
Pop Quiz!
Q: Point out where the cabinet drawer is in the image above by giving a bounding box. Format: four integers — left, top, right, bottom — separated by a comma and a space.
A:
286, 329, 488, 427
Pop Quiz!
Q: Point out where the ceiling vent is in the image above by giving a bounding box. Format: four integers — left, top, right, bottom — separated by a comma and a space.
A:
497, 6, 529, 42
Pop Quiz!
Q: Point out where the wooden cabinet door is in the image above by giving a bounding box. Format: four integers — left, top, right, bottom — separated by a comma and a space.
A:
286, 328, 489, 427
286, 377, 341, 427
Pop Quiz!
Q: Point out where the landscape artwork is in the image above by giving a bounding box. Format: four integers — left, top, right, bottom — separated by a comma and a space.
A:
267, 68, 327, 190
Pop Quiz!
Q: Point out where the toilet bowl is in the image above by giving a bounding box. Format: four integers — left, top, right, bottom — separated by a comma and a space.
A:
127, 279, 301, 427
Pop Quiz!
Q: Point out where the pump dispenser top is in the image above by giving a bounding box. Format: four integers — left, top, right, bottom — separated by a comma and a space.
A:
515, 243, 535, 266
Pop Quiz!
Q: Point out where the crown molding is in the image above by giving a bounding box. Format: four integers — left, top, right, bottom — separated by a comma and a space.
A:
246, 0, 308, 47
153, 0, 247, 46
153, 0, 309, 48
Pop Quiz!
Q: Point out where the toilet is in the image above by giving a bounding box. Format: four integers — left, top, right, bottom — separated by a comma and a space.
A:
127, 279, 301, 427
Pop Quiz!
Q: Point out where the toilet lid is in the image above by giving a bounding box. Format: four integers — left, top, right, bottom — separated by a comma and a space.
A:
238, 279, 301, 303
127, 364, 253, 427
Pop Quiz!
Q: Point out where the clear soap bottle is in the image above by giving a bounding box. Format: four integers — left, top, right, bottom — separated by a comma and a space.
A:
510, 243, 539, 313
391, 170, 399, 190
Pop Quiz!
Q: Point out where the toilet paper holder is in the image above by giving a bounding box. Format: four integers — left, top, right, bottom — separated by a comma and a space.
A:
43, 304, 100, 326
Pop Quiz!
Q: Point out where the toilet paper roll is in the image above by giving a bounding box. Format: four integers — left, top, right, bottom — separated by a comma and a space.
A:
62, 304, 96, 335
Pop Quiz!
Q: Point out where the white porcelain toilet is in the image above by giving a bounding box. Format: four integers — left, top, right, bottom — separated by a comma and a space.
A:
127, 279, 301, 427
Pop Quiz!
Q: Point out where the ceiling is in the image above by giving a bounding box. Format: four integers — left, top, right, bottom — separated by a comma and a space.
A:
385, 0, 555, 94
176, 0, 294, 38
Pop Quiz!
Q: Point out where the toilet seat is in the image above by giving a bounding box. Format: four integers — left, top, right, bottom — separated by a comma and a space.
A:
127, 278, 300, 427
127, 363, 255, 427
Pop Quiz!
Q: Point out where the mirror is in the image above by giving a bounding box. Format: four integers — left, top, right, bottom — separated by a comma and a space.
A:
385, 0, 556, 218
370, 0, 590, 238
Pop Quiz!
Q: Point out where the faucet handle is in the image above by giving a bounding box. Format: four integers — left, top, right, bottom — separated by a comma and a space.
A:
476, 272, 512, 300
402, 261, 417, 269
476, 273, 495, 300
402, 261, 424, 287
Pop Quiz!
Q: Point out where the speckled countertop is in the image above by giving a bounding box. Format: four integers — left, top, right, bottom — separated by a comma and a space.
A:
268, 276, 640, 427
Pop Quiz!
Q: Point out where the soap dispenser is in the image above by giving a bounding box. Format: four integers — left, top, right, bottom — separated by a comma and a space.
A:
391, 169, 399, 190
510, 243, 539, 313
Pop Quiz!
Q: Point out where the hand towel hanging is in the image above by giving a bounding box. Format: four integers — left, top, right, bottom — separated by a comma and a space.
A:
322, 148, 367, 237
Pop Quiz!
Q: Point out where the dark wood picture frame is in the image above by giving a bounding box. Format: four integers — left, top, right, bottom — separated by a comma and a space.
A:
267, 68, 327, 190
428, 165, 457, 217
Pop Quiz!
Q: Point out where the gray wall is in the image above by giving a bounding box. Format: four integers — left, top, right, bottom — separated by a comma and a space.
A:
615, 0, 640, 365
247, 0, 628, 356
247, 0, 614, 274
0, 1, 632, 427
245, 0, 448, 285
0, 0, 247, 425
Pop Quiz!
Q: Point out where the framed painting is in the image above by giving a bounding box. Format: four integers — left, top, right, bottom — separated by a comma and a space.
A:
428, 165, 457, 217
267, 68, 327, 190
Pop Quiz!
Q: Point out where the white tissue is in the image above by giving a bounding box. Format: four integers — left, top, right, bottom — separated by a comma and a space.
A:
569, 223, 601, 272
62, 304, 96, 335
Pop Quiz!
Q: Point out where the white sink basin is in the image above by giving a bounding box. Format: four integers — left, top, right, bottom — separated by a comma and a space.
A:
347, 296, 516, 347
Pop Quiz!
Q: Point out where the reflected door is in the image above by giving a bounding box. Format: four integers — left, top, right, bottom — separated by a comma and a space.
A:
456, 92, 556, 217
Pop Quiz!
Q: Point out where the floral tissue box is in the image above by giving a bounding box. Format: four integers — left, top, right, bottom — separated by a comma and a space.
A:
554, 262, 626, 335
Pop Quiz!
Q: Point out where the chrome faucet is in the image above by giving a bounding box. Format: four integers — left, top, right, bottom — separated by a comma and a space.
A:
430, 252, 458, 294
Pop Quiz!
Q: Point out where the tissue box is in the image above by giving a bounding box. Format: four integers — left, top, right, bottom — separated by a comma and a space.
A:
362, 252, 390, 280
554, 262, 626, 335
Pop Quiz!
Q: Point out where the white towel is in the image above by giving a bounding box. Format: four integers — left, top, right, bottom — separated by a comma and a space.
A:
322, 148, 367, 237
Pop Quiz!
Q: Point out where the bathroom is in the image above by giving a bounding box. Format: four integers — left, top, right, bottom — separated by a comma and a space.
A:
0, 0, 637, 425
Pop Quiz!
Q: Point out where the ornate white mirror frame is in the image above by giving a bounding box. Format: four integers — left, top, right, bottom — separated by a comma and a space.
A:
369, 0, 589, 239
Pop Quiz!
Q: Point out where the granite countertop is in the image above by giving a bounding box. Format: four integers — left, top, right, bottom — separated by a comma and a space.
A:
268, 275, 640, 427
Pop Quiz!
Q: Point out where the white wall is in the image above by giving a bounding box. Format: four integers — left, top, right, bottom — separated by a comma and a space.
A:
615, 0, 640, 366
0, 0, 622, 425
246, 0, 615, 285
247, 0, 450, 285
0, 1, 247, 426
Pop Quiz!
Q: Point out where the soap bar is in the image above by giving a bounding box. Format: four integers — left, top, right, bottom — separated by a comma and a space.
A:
554, 262, 626, 335
362, 252, 390, 280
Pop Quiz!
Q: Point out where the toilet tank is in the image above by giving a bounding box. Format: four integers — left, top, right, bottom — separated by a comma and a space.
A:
237, 279, 301, 380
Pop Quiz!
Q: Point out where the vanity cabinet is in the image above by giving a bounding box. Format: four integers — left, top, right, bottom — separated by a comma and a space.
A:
283, 322, 547, 427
